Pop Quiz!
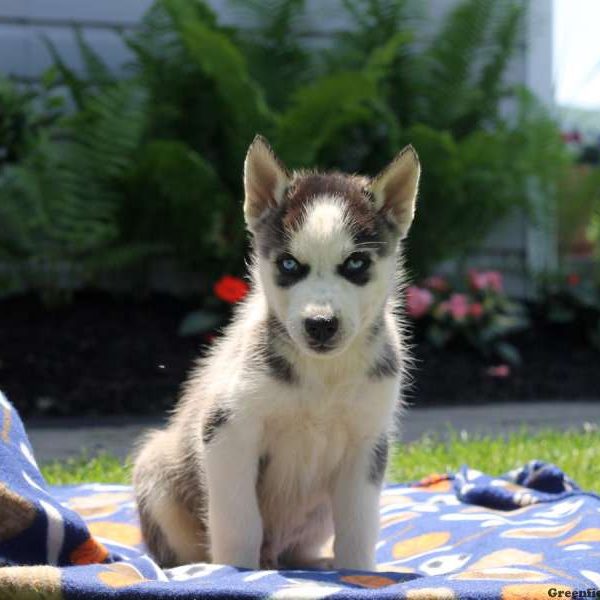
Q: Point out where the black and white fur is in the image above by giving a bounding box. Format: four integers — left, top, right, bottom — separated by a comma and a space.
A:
133, 135, 421, 571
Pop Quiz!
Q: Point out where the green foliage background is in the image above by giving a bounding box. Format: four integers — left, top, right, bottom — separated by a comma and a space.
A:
0, 0, 568, 299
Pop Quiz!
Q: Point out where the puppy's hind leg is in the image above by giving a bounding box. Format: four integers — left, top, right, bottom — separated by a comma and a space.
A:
133, 430, 208, 567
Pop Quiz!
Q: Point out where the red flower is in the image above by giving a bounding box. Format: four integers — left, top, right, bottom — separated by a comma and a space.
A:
214, 275, 249, 304
469, 302, 484, 319
566, 273, 581, 286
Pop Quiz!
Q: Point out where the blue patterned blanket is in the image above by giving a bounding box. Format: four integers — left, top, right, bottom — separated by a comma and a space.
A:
1, 391, 600, 599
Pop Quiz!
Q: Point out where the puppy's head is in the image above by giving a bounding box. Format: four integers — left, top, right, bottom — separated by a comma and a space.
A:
244, 135, 420, 358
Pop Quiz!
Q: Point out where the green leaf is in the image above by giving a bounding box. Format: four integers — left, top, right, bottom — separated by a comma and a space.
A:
547, 305, 576, 324
494, 341, 521, 366
178, 310, 222, 336
123, 139, 235, 263
365, 30, 413, 84
42, 34, 87, 109
74, 27, 115, 86
276, 71, 378, 166
165, 0, 271, 145
492, 314, 530, 334
80, 243, 169, 275
426, 323, 452, 348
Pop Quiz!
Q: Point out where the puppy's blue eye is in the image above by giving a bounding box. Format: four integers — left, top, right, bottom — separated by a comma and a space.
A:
279, 257, 299, 273
275, 254, 309, 287
347, 258, 365, 271
343, 254, 371, 272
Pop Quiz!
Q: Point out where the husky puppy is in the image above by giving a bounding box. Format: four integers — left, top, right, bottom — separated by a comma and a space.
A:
133, 135, 420, 571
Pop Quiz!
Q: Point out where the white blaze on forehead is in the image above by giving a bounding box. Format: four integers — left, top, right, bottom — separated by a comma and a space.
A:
288, 196, 354, 265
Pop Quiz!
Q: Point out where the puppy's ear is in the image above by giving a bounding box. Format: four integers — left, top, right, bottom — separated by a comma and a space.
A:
244, 135, 290, 230
370, 145, 420, 239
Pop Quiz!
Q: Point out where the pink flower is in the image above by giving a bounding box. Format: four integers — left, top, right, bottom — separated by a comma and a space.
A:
561, 130, 582, 143
469, 270, 503, 293
486, 271, 503, 293
446, 293, 470, 321
406, 286, 433, 319
469, 302, 484, 319
486, 364, 511, 378
423, 275, 449, 293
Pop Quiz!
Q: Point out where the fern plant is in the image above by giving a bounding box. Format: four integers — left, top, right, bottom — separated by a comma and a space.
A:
0, 0, 568, 299
227, 0, 314, 108
0, 82, 164, 301
319, 0, 566, 275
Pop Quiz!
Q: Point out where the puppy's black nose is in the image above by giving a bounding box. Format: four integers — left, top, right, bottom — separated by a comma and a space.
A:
304, 316, 339, 344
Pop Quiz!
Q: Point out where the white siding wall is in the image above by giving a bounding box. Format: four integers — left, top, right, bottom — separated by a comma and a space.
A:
0, 0, 151, 79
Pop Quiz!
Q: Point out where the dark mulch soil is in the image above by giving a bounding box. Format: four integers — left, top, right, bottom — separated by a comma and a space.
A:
0, 292, 598, 417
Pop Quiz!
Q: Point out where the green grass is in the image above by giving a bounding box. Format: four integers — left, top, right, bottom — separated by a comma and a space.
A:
388, 428, 600, 492
42, 454, 131, 485
41, 429, 600, 493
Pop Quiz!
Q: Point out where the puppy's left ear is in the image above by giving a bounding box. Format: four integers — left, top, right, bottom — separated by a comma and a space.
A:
244, 134, 290, 232
370, 145, 420, 239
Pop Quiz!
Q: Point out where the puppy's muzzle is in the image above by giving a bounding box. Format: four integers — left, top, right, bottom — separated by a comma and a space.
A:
304, 316, 339, 349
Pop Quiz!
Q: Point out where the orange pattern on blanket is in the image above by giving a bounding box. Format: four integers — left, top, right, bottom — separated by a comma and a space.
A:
393, 531, 451, 559
558, 528, 600, 545
502, 584, 571, 600
88, 522, 142, 546
70, 536, 110, 565
502, 518, 579, 539
68, 492, 133, 518
381, 512, 420, 528
453, 568, 547, 581
468, 549, 543, 570
98, 563, 147, 588
416, 474, 453, 493
380, 495, 413, 507
340, 575, 397, 588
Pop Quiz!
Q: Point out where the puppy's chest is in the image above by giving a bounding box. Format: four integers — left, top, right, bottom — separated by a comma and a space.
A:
257, 381, 389, 489
260, 404, 348, 497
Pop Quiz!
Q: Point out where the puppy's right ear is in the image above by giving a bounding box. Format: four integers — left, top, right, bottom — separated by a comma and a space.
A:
244, 135, 290, 231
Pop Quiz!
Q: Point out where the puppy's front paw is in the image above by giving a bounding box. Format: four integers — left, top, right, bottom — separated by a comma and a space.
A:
300, 557, 335, 571
333, 556, 376, 572
260, 540, 278, 570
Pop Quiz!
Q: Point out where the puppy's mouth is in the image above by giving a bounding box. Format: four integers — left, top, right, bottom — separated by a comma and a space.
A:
301, 333, 349, 358
306, 340, 338, 354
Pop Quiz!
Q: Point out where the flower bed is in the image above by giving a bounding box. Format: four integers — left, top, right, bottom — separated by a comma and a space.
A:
1, 270, 598, 417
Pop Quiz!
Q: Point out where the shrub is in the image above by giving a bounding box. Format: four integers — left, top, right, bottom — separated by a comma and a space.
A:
0, 72, 66, 168
0, 0, 569, 299
556, 164, 600, 257
406, 270, 530, 365
539, 272, 600, 350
